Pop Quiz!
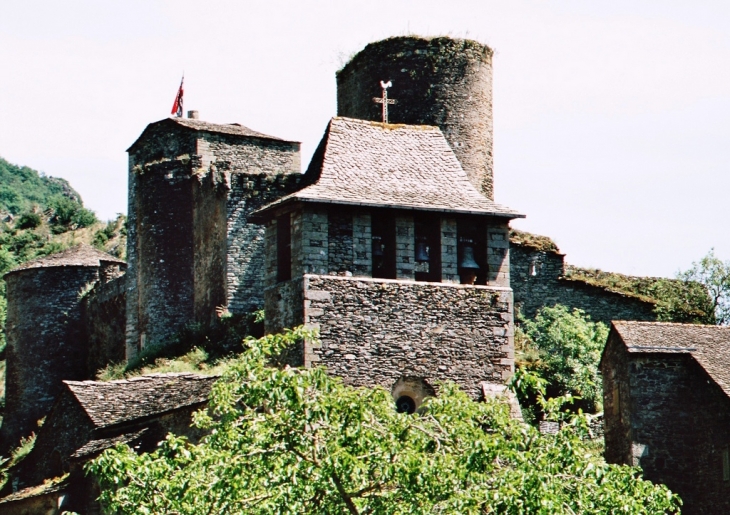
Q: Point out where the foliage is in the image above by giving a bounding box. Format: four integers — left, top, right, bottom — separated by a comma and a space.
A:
509, 229, 560, 253
677, 248, 730, 325
97, 311, 264, 380
516, 305, 609, 416
566, 265, 715, 324
0, 157, 83, 215
89, 327, 680, 514
16, 212, 41, 230
47, 195, 97, 230
0, 432, 37, 491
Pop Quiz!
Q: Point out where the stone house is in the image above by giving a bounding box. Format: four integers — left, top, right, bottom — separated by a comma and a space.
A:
601, 321, 730, 514
1, 373, 217, 513
252, 116, 524, 406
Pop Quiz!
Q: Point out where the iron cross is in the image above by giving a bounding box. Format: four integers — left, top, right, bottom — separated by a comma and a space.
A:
373, 80, 397, 123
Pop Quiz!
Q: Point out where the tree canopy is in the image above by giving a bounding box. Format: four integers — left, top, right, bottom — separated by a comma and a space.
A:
89, 327, 680, 514
678, 248, 730, 325
516, 305, 608, 416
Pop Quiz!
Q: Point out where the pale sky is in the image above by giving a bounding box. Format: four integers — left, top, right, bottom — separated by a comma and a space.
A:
2, 1, 730, 278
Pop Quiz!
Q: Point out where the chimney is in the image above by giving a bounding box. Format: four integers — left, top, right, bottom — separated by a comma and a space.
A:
187, 110, 199, 119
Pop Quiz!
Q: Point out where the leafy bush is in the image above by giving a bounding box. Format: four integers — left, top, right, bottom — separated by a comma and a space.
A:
15, 212, 41, 230
516, 305, 608, 416
47, 195, 97, 229
89, 327, 680, 514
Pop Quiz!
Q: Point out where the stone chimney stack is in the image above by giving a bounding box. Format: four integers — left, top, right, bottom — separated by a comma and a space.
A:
187, 110, 199, 119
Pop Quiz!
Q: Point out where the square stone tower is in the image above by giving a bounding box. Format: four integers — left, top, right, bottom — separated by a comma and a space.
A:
125, 114, 301, 360
252, 117, 524, 404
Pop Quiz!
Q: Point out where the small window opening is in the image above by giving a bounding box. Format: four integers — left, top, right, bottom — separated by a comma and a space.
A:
395, 395, 416, 414
723, 447, 729, 481
414, 217, 441, 282
276, 214, 291, 282
529, 260, 538, 276
372, 213, 396, 279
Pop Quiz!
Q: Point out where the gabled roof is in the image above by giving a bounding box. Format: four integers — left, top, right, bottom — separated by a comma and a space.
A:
609, 321, 730, 398
5, 244, 125, 276
127, 117, 296, 152
252, 117, 524, 220
64, 373, 217, 429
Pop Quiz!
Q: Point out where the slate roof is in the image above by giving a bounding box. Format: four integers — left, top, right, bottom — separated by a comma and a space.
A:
64, 373, 217, 429
70, 429, 148, 460
0, 479, 68, 505
5, 244, 125, 276
128, 117, 293, 152
611, 321, 730, 397
252, 117, 524, 220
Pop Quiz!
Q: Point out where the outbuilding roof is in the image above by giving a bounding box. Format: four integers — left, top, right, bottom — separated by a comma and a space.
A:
609, 321, 730, 398
127, 117, 296, 152
252, 117, 524, 220
5, 244, 125, 276
64, 373, 217, 429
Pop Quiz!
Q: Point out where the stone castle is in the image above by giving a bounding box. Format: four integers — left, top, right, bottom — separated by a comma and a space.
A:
0, 35, 672, 513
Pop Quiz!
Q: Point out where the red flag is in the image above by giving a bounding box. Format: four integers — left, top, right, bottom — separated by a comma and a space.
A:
171, 76, 184, 117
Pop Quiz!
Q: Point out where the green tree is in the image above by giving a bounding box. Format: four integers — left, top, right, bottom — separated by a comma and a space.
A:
517, 305, 608, 414
678, 248, 730, 325
89, 327, 679, 514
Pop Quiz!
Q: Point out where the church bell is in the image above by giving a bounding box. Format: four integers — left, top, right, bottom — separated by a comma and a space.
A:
459, 243, 480, 270
372, 235, 384, 258
415, 241, 430, 263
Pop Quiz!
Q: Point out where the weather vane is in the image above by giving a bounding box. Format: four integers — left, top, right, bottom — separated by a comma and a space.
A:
373, 80, 397, 123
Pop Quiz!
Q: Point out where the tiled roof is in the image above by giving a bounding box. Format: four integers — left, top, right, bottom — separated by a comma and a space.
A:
6, 244, 125, 275
0, 478, 67, 505
65, 373, 217, 429
612, 321, 730, 397
70, 429, 148, 459
253, 117, 524, 219
170, 117, 286, 141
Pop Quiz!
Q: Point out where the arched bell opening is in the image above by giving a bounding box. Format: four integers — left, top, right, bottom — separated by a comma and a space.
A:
391, 376, 436, 414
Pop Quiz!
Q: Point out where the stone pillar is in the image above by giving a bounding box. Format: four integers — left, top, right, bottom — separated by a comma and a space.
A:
487, 225, 510, 287
441, 217, 459, 283
352, 212, 372, 277
395, 216, 415, 280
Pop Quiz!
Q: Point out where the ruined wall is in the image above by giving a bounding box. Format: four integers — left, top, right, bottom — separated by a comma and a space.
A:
83, 274, 126, 375
337, 36, 495, 198
603, 347, 730, 514
2, 266, 99, 451
510, 243, 656, 324
267, 275, 514, 398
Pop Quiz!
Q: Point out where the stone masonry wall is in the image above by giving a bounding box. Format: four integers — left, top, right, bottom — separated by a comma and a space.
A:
299, 275, 514, 398
602, 345, 730, 514
83, 275, 127, 376
511, 243, 656, 324
2, 266, 99, 451
202, 132, 302, 314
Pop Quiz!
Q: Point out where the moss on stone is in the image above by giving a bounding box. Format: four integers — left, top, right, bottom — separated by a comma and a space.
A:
509, 229, 560, 253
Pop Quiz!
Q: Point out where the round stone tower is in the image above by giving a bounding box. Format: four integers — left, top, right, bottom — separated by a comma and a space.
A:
337, 36, 495, 199
0, 244, 125, 452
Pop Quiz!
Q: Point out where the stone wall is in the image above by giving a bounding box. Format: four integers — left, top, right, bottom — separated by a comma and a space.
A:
267, 274, 514, 399
83, 274, 126, 375
511, 243, 656, 324
126, 120, 302, 359
337, 36, 495, 198
2, 266, 99, 451
602, 340, 730, 514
